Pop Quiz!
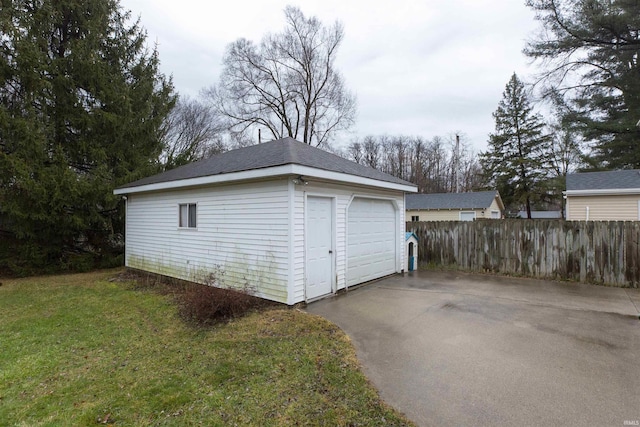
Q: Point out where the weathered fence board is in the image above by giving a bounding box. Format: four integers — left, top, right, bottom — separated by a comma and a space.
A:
407, 219, 640, 288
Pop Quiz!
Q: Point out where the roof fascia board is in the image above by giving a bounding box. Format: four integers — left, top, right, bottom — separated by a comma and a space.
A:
291, 165, 417, 192
114, 165, 296, 195
564, 188, 640, 196
114, 164, 417, 195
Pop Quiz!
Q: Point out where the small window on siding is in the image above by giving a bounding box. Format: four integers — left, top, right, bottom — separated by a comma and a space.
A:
179, 203, 197, 228
411, 215, 420, 222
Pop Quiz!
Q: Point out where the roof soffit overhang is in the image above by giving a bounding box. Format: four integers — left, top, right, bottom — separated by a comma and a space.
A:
114, 164, 418, 195
564, 188, 640, 197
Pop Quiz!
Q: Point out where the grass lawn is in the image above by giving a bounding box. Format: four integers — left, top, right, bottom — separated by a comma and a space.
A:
0, 269, 413, 426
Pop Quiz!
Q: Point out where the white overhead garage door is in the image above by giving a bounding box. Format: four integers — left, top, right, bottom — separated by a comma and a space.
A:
347, 198, 397, 287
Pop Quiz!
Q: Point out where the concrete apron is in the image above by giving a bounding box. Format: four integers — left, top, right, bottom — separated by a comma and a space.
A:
306, 271, 640, 427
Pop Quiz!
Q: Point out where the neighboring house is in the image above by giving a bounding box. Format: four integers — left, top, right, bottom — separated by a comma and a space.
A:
405, 191, 504, 221
114, 137, 417, 304
565, 169, 640, 220
516, 210, 563, 219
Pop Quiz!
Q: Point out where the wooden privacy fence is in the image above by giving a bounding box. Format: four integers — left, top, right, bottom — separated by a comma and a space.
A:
407, 220, 640, 288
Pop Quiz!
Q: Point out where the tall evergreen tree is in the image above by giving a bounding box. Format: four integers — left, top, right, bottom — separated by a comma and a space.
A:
525, 0, 640, 168
0, 0, 175, 273
480, 74, 550, 218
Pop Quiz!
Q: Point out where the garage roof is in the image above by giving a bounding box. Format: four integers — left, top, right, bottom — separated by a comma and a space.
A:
406, 191, 502, 210
566, 170, 640, 191
118, 137, 414, 190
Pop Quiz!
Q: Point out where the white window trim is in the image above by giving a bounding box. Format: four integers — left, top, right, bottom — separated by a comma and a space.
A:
490, 210, 500, 219
411, 215, 420, 222
178, 202, 198, 229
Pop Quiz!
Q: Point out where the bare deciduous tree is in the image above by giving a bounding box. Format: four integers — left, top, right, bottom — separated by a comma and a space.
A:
543, 116, 585, 217
362, 135, 381, 169
347, 140, 363, 164
206, 6, 356, 147
344, 134, 482, 194
160, 96, 226, 170
548, 121, 583, 179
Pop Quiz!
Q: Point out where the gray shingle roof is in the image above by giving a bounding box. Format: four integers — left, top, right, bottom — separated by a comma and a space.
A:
566, 170, 640, 191
117, 137, 414, 190
406, 191, 499, 210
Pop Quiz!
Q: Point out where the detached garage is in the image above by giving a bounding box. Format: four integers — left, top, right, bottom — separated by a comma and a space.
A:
114, 137, 417, 304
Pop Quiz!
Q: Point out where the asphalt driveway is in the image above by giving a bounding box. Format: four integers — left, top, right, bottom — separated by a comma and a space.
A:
306, 271, 640, 426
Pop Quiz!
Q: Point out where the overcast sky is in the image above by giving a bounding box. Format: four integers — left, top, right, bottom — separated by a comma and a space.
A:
120, 0, 540, 152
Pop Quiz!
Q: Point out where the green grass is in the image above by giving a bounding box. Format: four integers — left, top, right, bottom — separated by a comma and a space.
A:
0, 269, 413, 426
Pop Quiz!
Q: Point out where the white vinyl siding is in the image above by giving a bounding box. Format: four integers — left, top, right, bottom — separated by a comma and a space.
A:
406, 209, 463, 221
486, 198, 503, 218
125, 179, 290, 303
406, 209, 484, 221
566, 194, 640, 220
125, 175, 408, 305
406, 196, 503, 222
291, 181, 404, 302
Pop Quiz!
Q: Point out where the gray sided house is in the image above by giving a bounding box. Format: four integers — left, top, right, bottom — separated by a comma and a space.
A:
406, 191, 504, 221
565, 169, 640, 220
114, 138, 417, 304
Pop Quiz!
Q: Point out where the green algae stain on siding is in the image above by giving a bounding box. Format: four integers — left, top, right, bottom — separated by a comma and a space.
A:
127, 254, 186, 279
222, 247, 288, 303
127, 248, 288, 304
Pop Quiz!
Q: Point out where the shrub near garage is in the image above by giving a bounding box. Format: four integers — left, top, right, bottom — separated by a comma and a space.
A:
178, 279, 275, 325
125, 270, 277, 325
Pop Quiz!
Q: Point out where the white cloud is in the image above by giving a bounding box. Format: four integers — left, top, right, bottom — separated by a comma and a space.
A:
121, 0, 540, 151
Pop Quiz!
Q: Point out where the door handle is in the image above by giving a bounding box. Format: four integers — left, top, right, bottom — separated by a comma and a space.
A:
329, 250, 333, 254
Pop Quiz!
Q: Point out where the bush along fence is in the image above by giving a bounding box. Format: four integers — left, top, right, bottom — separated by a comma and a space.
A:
407, 219, 640, 288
